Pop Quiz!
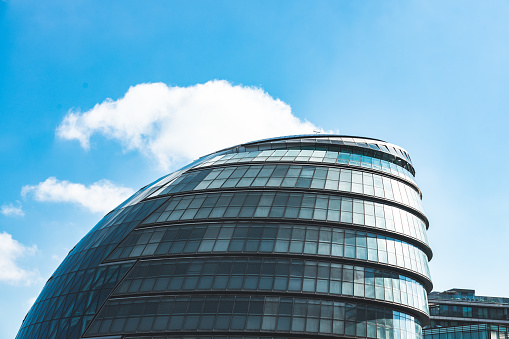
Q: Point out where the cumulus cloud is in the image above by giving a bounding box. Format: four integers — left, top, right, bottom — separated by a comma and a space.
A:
57, 80, 326, 169
0, 232, 38, 285
21, 177, 135, 214
1, 201, 24, 217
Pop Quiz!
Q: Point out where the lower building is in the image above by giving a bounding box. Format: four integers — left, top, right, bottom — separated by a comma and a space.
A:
424, 289, 509, 339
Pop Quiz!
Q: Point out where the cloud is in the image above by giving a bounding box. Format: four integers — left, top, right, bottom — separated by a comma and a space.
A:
1, 201, 24, 217
0, 232, 38, 285
57, 80, 326, 169
26, 296, 38, 308
21, 177, 135, 214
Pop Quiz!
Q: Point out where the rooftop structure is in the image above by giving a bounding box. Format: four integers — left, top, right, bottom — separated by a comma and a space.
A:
425, 289, 509, 339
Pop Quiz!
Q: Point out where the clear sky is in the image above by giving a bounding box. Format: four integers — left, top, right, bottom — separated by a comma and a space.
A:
2, 1, 509, 338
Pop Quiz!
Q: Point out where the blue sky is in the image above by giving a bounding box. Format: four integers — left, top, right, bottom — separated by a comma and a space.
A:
2, 0, 509, 337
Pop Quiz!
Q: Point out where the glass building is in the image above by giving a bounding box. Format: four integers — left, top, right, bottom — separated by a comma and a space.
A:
424, 289, 509, 339
16, 135, 432, 339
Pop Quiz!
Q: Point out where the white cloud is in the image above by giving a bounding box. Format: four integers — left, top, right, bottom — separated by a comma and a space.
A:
21, 177, 135, 214
26, 296, 38, 308
0, 232, 38, 285
1, 201, 24, 217
57, 80, 327, 169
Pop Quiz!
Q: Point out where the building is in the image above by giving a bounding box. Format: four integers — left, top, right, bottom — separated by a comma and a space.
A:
17, 135, 432, 339
424, 289, 509, 339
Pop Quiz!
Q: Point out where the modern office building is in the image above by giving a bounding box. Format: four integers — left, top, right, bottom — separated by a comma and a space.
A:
17, 135, 432, 339
424, 289, 509, 339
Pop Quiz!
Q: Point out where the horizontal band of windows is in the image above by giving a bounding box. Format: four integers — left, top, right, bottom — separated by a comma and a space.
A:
430, 303, 509, 320
151, 188, 427, 228
206, 146, 415, 178
108, 252, 433, 293
113, 222, 431, 278
85, 295, 423, 338
237, 136, 414, 168
112, 257, 428, 313
424, 324, 509, 338
117, 222, 431, 279
123, 334, 350, 339
142, 192, 430, 256
107, 253, 432, 293
190, 157, 421, 196
137, 218, 431, 257
143, 189, 429, 239
122, 334, 368, 339
117, 146, 418, 214
428, 316, 509, 325
108, 290, 428, 324
149, 164, 424, 215
192, 159, 419, 194
106, 222, 431, 286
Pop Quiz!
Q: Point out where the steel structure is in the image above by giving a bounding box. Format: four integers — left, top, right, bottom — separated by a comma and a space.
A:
17, 135, 432, 339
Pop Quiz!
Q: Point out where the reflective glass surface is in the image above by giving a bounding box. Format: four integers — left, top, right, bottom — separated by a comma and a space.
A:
143, 190, 429, 246
85, 295, 422, 339
113, 257, 428, 313
424, 324, 509, 339
16, 198, 167, 339
107, 223, 431, 280
195, 150, 416, 182
429, 304, 509, 321
227, 135, 415, 172
152, 163, 423, 213
17, 135, 431, 339
129, 336, 328, 339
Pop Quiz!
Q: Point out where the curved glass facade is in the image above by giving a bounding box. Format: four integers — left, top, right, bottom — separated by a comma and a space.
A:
152, 163, 424, 213
112, 258, 429, 313
194, 150, 417, 186
85, 295, 422, 338
142, 191, 428, 245
106, 222, 431, 280
17, 135, 432, 339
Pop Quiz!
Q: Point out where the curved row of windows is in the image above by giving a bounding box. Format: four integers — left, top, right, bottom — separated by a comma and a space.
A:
16, 199, 167, 339
196, 149, 415, 183
195, 150, 415, 184
84, 295, 422, 339
152, 164, 423, 213
142, 191, 429, 246
127, 336, 345, 339
123, 143, 417, 213
114, 257, 428, 313
107, 223, 431, 280
238, 135, 413, 163
194, 150, 416, 183
126, 336, 329, 339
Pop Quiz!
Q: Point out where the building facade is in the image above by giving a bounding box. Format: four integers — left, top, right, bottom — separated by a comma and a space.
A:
17, 135, 432, 339
424, 289, 509, 339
